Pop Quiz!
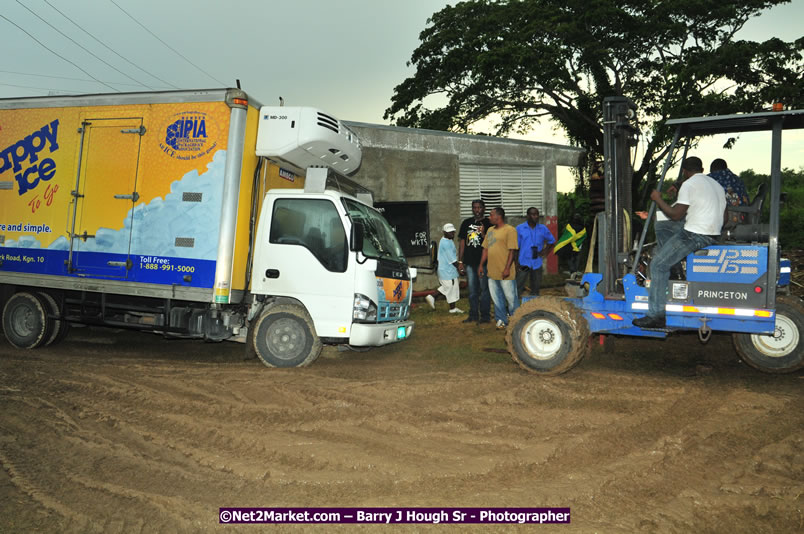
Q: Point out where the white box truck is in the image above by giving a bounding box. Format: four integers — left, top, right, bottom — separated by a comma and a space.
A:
0, 88, 414, 367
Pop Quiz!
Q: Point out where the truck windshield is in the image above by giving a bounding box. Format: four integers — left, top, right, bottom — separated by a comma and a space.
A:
342, 198, 406, 264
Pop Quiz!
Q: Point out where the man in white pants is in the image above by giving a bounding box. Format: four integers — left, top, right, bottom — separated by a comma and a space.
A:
426, 223, 464, 313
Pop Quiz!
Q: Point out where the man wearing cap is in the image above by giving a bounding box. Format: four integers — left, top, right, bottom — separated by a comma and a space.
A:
426, 223, 464, 314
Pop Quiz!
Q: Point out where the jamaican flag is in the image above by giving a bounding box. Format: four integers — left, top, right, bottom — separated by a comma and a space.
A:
554, 223, 587, 253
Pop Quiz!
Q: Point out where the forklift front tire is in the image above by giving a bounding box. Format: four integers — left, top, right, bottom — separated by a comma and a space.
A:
506, 297, 590, 375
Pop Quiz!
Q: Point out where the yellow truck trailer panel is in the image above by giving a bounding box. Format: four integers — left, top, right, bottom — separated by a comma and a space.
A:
0, 100, 235, 289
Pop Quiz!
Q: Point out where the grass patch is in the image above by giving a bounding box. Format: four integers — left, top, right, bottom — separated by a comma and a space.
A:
406, 296, 514, 367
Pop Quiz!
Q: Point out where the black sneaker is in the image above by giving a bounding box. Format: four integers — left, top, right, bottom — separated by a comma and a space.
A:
478, 318, 491, 324
462, 317, 477, 324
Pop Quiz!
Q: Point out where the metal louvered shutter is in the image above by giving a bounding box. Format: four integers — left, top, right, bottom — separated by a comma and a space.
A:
459, 164, 544, 219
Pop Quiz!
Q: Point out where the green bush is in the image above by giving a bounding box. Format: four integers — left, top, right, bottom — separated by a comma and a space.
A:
740, 167, 804, 248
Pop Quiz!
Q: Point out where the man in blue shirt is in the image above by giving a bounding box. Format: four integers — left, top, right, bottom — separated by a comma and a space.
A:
515, 207, 555, 297
709, 158, 749, 226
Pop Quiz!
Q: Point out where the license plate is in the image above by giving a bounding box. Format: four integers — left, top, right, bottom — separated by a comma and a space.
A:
397, 326, 407, 339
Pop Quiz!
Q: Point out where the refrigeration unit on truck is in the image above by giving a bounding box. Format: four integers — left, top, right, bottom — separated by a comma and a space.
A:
0, 88, 415, 367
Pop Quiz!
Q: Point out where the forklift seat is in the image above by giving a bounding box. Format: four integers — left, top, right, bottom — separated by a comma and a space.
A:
718, 183, 769, 243
728, 182, 767, 225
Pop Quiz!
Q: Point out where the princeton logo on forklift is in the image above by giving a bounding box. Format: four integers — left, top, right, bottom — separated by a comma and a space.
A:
687, 246, 766, 284
161, 112, 217, 160
0, 119, 59, 196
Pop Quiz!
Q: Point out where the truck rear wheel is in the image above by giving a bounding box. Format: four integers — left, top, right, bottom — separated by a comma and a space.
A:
506, 296, 589, 375
2, 292, 53, 349
36, 291, 70, 346
251, 303, 322, 368
733, 295, 804, 374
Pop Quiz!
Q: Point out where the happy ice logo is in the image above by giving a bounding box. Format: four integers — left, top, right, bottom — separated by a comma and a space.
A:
161, 111, 216, 160
0, 119, 60, 196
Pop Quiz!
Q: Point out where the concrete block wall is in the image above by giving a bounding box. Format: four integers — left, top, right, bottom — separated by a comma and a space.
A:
346, 122, 583, 290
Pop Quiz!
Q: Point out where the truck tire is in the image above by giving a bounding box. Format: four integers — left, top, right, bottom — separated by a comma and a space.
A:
37, 291, 70, 346
2, 292, 53, 349
506, 296, 589, 375
251, 303, 322, 368
733, 295, 804, 374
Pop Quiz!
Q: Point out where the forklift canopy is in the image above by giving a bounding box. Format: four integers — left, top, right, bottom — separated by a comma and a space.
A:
665, 109, 804, 136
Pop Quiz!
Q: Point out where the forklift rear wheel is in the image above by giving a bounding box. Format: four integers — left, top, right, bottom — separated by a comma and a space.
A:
506, 296, 590, 375
2, 292, 53, 349
733, 295, 804, 374
251, 303, 322, 368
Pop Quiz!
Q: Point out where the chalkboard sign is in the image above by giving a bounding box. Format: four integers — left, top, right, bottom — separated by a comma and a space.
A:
374, 201, 430, 257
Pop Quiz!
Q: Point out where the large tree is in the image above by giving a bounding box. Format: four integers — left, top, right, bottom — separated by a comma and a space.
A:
385, 0, 804, 202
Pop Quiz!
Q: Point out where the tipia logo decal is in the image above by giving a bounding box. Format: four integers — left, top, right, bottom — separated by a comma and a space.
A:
160, 111, 217, 160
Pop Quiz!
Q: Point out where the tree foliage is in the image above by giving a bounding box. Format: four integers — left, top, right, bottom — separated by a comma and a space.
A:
740, 168, 804, 248
385, 0, 804, 203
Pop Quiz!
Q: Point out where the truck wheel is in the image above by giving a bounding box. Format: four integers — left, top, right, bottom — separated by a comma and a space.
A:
733, 295, 804, 373
36, 291, 70, 346
506, 296, 589, 375
251, 304, 322, 368
2, 292, 53, 349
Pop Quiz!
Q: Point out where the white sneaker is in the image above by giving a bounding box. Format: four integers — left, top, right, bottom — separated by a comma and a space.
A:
425, 294, 435, 309
449, 307, 464, 314
496, 319, 506, 329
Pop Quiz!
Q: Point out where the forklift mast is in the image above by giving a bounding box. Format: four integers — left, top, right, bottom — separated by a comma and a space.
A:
600, 97, 638, 296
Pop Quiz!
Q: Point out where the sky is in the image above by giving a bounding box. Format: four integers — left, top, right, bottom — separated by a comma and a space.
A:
1, 0, 802, 192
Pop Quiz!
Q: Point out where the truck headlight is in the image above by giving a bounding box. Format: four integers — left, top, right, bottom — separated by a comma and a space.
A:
353, 293, 377, 322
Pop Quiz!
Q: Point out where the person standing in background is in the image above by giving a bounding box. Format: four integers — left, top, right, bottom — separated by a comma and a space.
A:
479, 207, 519, 329
426, 223, 464, 314
515, 207, 555, 297
458, 199, 492, 324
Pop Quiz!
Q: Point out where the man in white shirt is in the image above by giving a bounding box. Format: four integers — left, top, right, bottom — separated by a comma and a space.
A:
633, 156, 727, 328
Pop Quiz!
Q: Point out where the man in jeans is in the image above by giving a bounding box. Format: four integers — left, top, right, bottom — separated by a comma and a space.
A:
479, 207, 519, 329
458, 199, 492, 323
515, 207, 555, 297
633, 157, 726, 329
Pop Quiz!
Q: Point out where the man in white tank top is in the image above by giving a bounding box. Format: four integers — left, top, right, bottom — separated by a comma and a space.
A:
633, 156, 727, 328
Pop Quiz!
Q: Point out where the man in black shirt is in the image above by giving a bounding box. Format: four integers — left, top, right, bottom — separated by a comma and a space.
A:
458, 199, 492, 323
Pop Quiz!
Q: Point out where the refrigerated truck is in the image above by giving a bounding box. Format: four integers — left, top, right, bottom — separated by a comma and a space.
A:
0, 88, 415, 367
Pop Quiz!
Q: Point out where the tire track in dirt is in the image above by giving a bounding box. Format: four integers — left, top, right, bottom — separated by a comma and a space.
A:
1, 331, 802, 533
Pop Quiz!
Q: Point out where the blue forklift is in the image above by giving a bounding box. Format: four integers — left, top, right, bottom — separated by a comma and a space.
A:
507, 98, 804, 375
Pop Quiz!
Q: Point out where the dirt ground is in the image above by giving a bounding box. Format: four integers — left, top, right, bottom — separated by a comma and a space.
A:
1, 296, 802, 533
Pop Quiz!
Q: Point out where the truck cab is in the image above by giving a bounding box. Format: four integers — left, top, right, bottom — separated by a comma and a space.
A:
249, 183, 414, 367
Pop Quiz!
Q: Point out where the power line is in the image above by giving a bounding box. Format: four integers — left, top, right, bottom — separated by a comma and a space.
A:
16, 0, 152, 90
109, 0, 227, 86
0, 82, 83, 94
42, 0, 180, 90
0, 68, 174, 89
0, 13, 119, 92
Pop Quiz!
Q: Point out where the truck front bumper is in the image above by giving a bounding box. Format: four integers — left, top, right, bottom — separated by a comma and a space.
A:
350, 320, 414, 347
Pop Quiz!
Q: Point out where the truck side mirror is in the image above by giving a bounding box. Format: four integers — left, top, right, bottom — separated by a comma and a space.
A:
350, 222, 364, 252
